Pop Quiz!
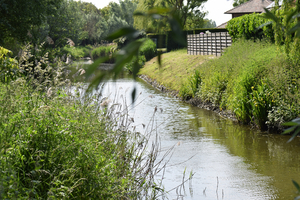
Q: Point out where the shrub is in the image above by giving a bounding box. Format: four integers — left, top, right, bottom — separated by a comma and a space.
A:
91, 44, 117, 63
0, 46, 19, 83
63, 45, 93, 60
226, 13, 274, 42
125, 38, 157, 73
124, 55, 146, 73
139, 38, 157, 61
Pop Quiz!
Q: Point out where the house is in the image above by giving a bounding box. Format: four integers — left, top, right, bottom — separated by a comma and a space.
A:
217, 0, 273, 28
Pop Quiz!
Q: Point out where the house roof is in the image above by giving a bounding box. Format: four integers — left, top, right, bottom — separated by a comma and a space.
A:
216, 22, 228, 28
224, 0, 273, 14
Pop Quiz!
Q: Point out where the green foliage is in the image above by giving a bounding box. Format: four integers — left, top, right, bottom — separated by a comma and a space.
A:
134, 0, 208, 31
0, 0, 63, 44
139, 38, 157, 61
91, 44, 117, 63
262, 0, 300, 65
226, 13, 274, 42
233, 0, 250, 7
0, 47, 19, 83
183, 39, 299, 130
86, 9, 186, 94
179, 70, 202, 100
0, 44, 166, 199
63, 45, 93, 60
125, 55, 146, 73
0, 82, 162, 199
124, 38, 157, 73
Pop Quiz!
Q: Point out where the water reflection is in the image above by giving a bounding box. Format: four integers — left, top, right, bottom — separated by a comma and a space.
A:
98, 76, 300, 200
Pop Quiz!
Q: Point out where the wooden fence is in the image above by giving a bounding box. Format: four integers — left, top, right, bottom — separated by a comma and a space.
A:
187, 32, 232, 56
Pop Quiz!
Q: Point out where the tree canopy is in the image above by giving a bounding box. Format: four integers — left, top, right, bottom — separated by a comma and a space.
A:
134, 0, 208, 31
233, 0, 250, 7
1, 0, 216, 49
0, 0, 62, 44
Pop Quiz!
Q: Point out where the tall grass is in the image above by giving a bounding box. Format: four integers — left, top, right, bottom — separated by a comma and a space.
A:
180, 39, 300, 130
91, 44, 117, 63
63, 45, 93, 60
0, 43, 168, 199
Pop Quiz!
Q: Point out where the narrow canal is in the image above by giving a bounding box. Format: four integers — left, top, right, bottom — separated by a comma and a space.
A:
99, 75, 300, 200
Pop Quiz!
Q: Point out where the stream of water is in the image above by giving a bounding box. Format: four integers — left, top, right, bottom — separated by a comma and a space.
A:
98, 75, 300, 200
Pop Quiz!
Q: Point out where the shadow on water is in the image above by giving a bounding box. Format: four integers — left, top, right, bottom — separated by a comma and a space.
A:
88, 74, 300, 200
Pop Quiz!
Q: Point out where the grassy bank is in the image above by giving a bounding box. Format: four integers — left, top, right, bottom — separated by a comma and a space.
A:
0, 45, 164, 199
139, 40, 300, 131
139, 49, 213, 92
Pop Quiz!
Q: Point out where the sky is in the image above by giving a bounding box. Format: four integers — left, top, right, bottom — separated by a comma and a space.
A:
80, 0, 234, 26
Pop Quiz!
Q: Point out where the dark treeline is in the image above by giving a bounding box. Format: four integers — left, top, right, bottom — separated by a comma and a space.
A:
0, 0, 216, 52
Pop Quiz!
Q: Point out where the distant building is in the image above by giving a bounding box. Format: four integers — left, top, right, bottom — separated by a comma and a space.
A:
217, 0, 273, 28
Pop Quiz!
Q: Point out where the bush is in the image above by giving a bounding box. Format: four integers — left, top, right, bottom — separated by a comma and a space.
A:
139, 38, 157, 61
63, 45, 93, 60
226, 13, 274, 42
0, 46, 19, 83
125, 38, 157, 73
91, 44, 117, 63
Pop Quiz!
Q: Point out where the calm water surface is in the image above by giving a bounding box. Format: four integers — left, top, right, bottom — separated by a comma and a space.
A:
99, 76, 300, 200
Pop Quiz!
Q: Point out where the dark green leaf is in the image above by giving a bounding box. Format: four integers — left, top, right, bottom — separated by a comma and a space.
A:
132, 59, 142, 79
86, 72, 106, 94
287, 126, 300, 143
147, 7, 171, 15
131, 87, 136, 104
105, 27, 137, 40
283, 126, 297, 134
168, 15, 187, 46
157, 51, 162, 67
133, 11, 146, 16
256, 21, 273, 31
286, 9, 297, 24
293, 180, 300, 192
282, 122, 298, 127
110, 40, 143, 79
288, 21, 300, 35
85, 57, 108, 79
262, 8, 279, 24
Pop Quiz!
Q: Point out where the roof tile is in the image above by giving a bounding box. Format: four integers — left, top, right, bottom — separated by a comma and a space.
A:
225, 0, 273, 14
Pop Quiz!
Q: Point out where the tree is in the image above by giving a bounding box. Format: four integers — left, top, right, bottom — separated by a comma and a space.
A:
233, 0, 249, 7
100, 0, 137, 36
0, 0, 62, 44
134, 0, 208, 31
